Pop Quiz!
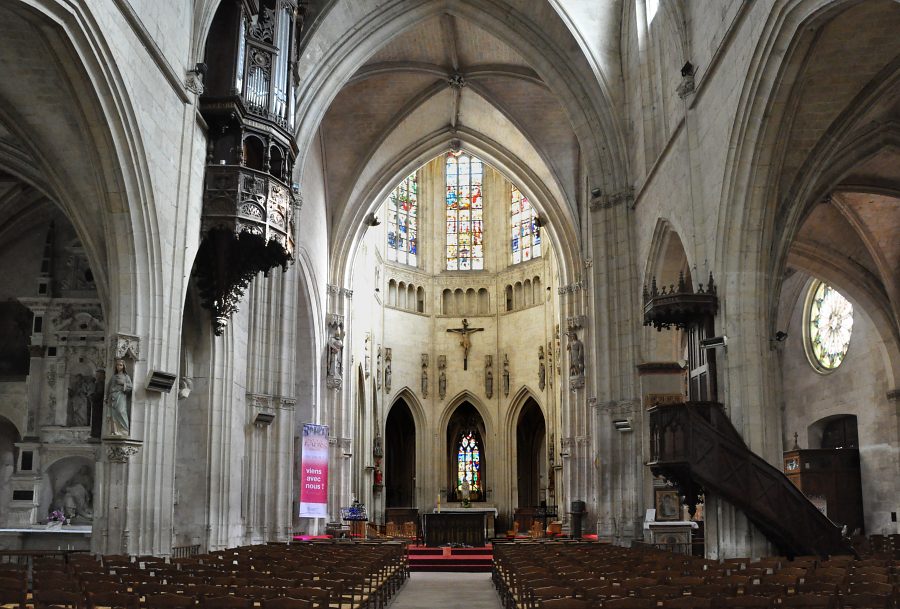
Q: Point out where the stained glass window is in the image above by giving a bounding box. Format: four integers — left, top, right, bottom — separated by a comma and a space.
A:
386, 172, 417, 266
456, 431, 481, 493
807, 281, 853, 371
511, 186, 541, 264
446, 152, 484, 270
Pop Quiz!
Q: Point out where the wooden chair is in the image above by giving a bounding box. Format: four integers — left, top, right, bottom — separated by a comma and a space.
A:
777, 594, 836, 608
144, 593, 198, 609
638, 584, 682, 600
261, 598, 311, 609
33, 590, 84, 609
719, 596, 773, 608
539, 599, 593, 609
660, 596, 714, 608
81, 582, 128, 596
603, 598, 656, 609
232, 587, 281, 600
838, 593, 893, 609
0, 585, 26, 609
86, 592, 140, 609
200, 597, 253, 609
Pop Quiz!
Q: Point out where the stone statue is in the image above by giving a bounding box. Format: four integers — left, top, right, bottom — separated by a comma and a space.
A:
373, 434, 384, 459
326, 319, 344, 389
67, 373, 93, 427
363, 333, 371, 378
538, 346, 546, 391
327, 327, 343, 378
567, 329, 585, 389
502, 354, 510, 397
178, 376, 193, 400
106, 359, 132, 437
384, 347, 392, 393
438, 355, 447, 400
460, 477, 471, 503
55, 465, 94, 522
484, 355, 494, 398
376, 346, 383, 389
420, 353, 428, 398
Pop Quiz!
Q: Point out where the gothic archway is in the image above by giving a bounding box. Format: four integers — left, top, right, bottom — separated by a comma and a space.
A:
385, 398, 416, 508
446, 402, 487, 502
516, 398, 546, 508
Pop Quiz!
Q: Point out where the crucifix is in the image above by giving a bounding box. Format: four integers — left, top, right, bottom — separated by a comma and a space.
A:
446, 318, 484, 370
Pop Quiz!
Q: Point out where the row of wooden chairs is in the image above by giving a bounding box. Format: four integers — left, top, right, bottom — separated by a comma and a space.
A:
0, 541, 409, 609
492, 542, 898, 609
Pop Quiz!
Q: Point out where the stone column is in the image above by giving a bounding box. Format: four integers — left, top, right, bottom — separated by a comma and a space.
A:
588, 190, 641, 542
94, 439, 142, 555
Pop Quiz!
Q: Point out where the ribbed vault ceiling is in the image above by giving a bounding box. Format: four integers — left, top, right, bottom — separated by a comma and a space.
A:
319, 12, 579, 217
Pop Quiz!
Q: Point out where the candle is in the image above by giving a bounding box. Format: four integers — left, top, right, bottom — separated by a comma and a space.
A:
437, 493, 441, 513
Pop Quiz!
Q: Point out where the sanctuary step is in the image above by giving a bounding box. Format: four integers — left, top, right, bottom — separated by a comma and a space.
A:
408, 544, 493, 572
648, 401, 855, 558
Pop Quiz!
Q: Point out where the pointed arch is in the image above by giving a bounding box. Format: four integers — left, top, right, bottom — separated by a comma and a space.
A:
505, 386, 545, 430
330, 127, 582, 295
386, 387, 427, 432
440, 390, 493, 436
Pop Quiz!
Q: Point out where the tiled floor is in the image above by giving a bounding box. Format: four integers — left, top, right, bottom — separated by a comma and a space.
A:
387, 571, 503, 609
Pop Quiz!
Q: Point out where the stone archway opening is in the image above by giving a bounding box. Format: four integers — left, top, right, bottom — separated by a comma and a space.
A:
385, 398, 416, 508
515, 398, 545, 509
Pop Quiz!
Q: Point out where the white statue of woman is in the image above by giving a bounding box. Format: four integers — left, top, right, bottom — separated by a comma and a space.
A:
106, 359, 132, 437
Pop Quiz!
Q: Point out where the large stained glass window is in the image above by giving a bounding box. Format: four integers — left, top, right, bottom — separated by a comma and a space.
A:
457, 431, 481, 494
511, 186, 541, 264
446, 152, 484, 270
386, 172, 417, 266
806, 281, 853, 372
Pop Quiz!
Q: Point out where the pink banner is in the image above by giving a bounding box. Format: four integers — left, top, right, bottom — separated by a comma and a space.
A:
299, 423, 329, 517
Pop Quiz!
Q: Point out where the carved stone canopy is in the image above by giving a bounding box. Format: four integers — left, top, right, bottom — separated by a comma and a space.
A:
642, 271, 718, 331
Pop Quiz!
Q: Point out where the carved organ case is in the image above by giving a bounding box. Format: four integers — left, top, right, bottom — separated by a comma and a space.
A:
197, 0, 301, 334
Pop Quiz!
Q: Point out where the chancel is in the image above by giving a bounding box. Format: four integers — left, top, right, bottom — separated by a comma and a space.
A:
0, 3, 897, 596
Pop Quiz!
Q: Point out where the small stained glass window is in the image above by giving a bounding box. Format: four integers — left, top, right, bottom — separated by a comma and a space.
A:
386, 172, 417, 266
446, 152, 484, 271
511, 186, 541, 264
806, 281, 853, 372
457, 431, 481, 493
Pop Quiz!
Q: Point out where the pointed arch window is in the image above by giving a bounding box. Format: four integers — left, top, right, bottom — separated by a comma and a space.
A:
446, 152, 484, 270
386, 172, 418, 266
511, 186, 541, 264
457, 430, 481, 494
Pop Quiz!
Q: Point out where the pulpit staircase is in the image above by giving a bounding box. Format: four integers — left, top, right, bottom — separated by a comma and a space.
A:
647, 401, 854, 558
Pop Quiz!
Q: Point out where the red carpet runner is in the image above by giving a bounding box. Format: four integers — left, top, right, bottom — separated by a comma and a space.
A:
407, 544, 493, 572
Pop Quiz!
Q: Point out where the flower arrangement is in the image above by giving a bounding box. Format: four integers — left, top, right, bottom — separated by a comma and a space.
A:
47, 509, 66, 523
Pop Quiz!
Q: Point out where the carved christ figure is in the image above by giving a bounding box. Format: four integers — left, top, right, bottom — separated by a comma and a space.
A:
446, 318, 484, 370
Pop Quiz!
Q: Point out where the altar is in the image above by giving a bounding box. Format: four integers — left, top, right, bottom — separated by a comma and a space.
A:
422, 507, 497, 547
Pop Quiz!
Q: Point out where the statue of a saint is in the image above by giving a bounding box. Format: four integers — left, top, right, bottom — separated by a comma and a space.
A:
538, 346, 546, 391
460, 477, 471, 504
566, 330, 584, 379
502, 354, 510, 397
439, 370, 447, 399
106, 359, 132, 437
327, 327, 344, 379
